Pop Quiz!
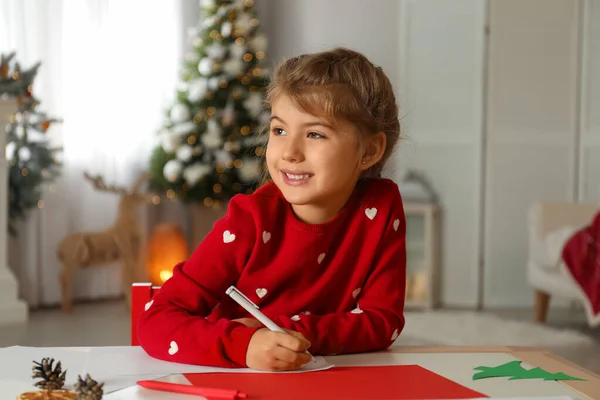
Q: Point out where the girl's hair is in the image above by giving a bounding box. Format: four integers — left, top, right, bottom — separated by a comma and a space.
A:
257, 47, 401, 182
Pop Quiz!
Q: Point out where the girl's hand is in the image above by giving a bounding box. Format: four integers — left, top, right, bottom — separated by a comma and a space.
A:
232, 318, 263, 328
246, 328, 312, 371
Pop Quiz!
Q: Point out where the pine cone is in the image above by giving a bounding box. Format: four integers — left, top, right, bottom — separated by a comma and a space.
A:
74, 374, 104, 400
32, 358, 66, 390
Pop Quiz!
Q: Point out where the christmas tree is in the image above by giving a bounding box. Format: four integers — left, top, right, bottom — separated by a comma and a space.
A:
148, 0, 270, 209
0, 52, 62, 235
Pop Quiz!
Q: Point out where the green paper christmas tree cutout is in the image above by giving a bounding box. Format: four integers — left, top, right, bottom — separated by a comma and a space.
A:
472, 360, 586, 381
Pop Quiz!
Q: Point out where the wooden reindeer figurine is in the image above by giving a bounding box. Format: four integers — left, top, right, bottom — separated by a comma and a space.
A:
57, 172, 154, 312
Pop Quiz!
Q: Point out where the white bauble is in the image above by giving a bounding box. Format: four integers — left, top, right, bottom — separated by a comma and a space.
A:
208, 76, 221, 90
188, 78, 208, 102
183, 163, 212, 187
198, 57, 214, 76
202, 120, 223, 149
200, 0, 215, 9
223, 59, 245, 77
18, 147, 31, 162
221, 22, 232, 37
159, 131, 180, 153
249, 34, 268, 52
163, 159, 183, 182
170, 103, 190, 123
15, 124, 24, 138
172, 121, 196, 135
238, 157, 262, 182
206, 43, 227, 59
202, 15, 217, 29
215, 150, 233, 165
216, 4, 230, 18
176, 145, 194, 162
235, 13, 252, 35
5, 141, 15, 161
229, 43, 247, 59
243, 92, 264, 115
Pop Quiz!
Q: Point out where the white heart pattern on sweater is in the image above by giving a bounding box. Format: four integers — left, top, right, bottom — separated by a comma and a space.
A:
256, 288, 267, 298
168, 341, 179, 355
393, 219, 400, 231
351, 305, 363, 314
391, 328, 399, 341
365, 208, 377, 220
317, 253, 326, 264
262, 231, 271, 243
144, 300, 154, 311
291, 315, 300, 321
223, 230, 236, 243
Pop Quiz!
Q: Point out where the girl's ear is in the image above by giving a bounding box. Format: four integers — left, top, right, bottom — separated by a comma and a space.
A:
360, 131, 386, 171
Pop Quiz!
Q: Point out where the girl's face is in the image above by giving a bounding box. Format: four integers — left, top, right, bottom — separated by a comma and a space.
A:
266, 94, 372, 224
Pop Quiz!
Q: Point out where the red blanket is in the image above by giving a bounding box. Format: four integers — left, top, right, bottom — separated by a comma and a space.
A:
561, 210, 600, 327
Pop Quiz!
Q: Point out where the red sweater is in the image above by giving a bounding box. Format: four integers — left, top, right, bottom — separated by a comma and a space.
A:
137, 177, 406, 368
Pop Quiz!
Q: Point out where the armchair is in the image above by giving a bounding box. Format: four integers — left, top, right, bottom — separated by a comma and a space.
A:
527, 201, 599, 323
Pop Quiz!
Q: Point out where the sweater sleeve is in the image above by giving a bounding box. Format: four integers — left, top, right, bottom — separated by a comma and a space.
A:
274, 194, 407, 356
137, 195, 262, 368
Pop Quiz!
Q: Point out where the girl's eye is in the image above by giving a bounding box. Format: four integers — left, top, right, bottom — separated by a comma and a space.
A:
307, 132, 325, 139
271, 128, 286, 136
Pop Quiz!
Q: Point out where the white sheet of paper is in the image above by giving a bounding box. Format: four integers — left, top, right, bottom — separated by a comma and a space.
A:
85, 346, 332, 376
0, 345, 333, 394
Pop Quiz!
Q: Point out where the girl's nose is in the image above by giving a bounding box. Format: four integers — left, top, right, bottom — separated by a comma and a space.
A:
281, 135, 304, 163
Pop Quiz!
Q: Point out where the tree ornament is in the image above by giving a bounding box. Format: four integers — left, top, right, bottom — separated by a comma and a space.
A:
74, 374, 105, 400
170, 103, 190, 123
198, 58, 214, 76
31, 358, 67, 390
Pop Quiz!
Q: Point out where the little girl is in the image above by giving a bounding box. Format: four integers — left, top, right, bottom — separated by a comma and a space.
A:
138, 47, 407, 372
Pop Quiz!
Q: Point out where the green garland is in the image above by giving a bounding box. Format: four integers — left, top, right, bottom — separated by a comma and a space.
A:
0, 52, 62, 236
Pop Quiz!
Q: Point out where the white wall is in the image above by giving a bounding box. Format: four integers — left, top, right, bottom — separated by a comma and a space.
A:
580, 0, 600, 202
397, 0, 486, 307
256, 0, 400, 94
483, 0, 582, 308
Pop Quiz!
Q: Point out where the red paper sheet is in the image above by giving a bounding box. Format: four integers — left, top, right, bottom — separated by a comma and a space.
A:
184, 365, 488, 399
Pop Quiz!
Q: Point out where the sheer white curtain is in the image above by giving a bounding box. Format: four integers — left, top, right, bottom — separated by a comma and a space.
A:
1, 0, 188, 307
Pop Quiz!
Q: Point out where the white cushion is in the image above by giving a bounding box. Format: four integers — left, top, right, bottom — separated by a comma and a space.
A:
534, 226, 578, 272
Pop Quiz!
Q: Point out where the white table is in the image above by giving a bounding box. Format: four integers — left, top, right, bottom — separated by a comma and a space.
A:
2, 345, 598, 399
